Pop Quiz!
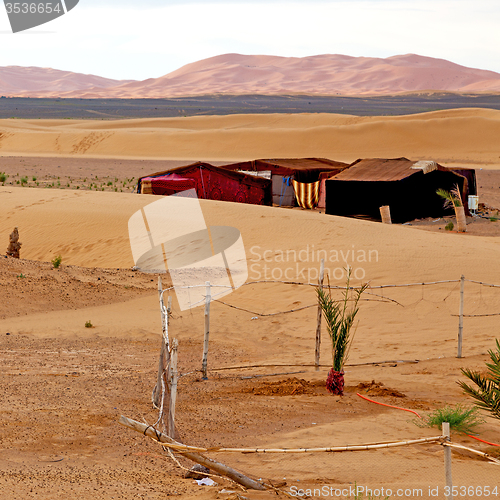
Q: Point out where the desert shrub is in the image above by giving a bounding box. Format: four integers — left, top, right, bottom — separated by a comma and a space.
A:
51, 255, 62, 269
445, 221, 454, 231
414, 404, 484, 434
85, 320, 93, 328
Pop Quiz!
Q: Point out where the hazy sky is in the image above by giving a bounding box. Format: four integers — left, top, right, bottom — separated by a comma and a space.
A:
1, 0, 499, 80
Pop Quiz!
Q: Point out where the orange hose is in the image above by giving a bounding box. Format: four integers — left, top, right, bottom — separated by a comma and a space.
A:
466, 434, 500, 447
356, 393, 422, 418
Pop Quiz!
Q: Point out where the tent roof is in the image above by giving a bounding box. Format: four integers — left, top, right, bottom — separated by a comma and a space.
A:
221, 158, 348, 176
331, 157, 458, 182
139, 161, 271, 187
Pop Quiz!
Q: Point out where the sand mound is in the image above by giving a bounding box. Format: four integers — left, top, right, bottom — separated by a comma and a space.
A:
244, 377, 319, 396
356, 380, 406, 398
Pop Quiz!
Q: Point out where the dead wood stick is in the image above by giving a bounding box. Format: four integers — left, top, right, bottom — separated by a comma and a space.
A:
167, 339, 178, 438
153, 276, 169, 409
443, 441, 500, 465
314, 259, 325, 371
119, 415, 266, 490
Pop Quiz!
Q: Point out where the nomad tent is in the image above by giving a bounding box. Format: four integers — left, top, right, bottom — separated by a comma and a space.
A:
138, 162, 272, 206
325, 158, 475, 223
221, 158, 348, 208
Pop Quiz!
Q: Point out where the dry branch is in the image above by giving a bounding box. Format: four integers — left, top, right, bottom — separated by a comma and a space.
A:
443, 442, 500, 465
119, 416, 266, 490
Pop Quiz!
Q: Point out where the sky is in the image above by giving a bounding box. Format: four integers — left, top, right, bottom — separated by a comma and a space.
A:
0, 0, 499, 81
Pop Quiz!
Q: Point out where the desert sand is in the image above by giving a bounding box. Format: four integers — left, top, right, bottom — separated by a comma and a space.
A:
1, 109, 500, 499
4, 54, 500, 98
1, 108, 500, 168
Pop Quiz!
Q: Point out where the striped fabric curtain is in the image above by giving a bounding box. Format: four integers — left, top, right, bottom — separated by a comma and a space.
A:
292, 180, 320, 209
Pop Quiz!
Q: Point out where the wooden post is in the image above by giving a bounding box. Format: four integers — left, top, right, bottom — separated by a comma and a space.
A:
457, 275, 465, 358
153, 276, 170, 409
168, 338, 179, 438
379, 205, 392, 224
167, 296, 172, 325
201, 282, 211, 380
119, 415, 266, 491
443, 422, 453, 499
315, 259, 325, 371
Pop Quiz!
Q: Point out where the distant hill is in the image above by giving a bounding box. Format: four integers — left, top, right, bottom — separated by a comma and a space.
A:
0, 66, 134, 95
3, 54, 500, 98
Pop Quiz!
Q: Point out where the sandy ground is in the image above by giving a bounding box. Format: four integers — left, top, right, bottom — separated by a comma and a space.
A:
1, 110, 500, 499
1, 109, 500, 167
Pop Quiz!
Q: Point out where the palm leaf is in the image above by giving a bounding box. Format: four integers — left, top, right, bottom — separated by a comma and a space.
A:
316, 270, 367, 371
458, 339, 500, 420
436, 184, 463, 209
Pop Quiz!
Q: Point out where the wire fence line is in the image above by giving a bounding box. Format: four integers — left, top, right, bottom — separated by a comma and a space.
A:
161, 275, 500, 319
161, 277, 500, 293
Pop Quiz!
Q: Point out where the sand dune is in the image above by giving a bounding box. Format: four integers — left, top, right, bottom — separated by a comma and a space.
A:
1, 108, 500, 167
2, 105, 500, 496
0, 66, 134, 95
4, 54, 500, 98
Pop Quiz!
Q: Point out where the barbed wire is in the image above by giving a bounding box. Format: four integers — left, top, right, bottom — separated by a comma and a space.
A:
159, 277, 500, 319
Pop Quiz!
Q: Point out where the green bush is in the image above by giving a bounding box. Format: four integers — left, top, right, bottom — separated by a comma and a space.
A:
414, 404, 484, 434
51, 255, 62, 269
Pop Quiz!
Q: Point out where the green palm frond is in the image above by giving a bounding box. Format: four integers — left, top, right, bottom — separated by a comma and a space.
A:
458, 339, 500, 420
316, 270, 368, 371
436, 184, 463, 209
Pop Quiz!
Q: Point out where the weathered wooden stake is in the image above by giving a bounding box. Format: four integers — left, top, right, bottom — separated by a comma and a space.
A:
153, 276, 170, 409
167, 296, 172, 325
443, 422, 453, 499
168, 338, 179, 438
315, 259, 325, 371
201, 282, 211, 380
457, 275, 465, 358
119, 415, 266, 490
379, 205, 392, 224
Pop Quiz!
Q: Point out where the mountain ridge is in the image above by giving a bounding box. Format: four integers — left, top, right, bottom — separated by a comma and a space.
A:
2, 53, 500, 98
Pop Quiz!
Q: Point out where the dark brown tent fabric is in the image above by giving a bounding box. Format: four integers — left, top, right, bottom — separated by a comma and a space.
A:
326, 158, 473, 223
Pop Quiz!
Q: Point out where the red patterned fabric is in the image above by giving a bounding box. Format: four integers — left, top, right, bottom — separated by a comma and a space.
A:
139, 163, 272, 205
143, 175, 196, 196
